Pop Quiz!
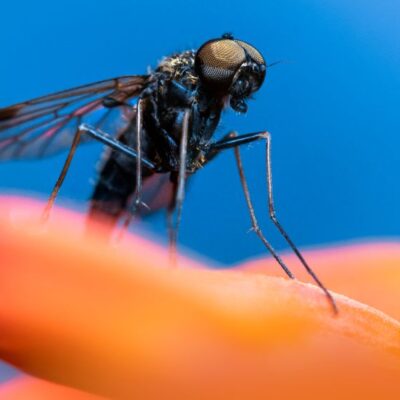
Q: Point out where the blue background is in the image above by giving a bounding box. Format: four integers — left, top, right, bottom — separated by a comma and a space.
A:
1, 0, 400, 266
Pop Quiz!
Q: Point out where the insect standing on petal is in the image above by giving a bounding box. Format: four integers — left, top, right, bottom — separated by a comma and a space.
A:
0, 33, 338, 314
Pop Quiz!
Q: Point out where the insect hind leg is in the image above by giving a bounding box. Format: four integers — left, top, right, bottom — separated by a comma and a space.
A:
42, 120, 156, 229
41, 127, 83, 222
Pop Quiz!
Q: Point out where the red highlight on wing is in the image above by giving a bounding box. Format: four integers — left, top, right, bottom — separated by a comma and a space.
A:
0, 196, 399, 399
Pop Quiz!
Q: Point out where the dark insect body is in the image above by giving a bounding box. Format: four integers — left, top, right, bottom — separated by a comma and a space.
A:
0, 34, 337, 313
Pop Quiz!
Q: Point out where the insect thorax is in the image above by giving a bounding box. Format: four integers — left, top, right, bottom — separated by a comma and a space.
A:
156, 50, 199, 89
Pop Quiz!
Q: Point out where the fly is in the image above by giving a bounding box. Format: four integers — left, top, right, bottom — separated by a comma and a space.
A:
0, 33, 338, 314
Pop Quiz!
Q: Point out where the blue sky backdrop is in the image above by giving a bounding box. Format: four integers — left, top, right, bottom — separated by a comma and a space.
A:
1, 0, 400, 265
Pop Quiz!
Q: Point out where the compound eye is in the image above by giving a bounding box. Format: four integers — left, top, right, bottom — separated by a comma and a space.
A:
234, 40, 265, 66
195, 39, 246, 89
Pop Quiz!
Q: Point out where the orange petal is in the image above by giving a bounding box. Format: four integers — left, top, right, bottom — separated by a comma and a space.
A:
0, 197, 399, 399
242, 242, 400, 319
0, 376, 105, 400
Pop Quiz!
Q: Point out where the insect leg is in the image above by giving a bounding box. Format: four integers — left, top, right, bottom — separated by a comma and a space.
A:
41, 128, 82, 221
42, 123, 157, 221
79, 123, 156, 170
229, 133, 295, 279
208, 131, 266, 153
263, 132, 338, 313
132, 99, 146, 210
169, 109, 190, 264
209, 131, 338, 314
117, 100, 147, 236
166, 179, 178, 263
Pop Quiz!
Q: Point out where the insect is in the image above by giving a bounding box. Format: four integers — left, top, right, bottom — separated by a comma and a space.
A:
0, 33, 337, 313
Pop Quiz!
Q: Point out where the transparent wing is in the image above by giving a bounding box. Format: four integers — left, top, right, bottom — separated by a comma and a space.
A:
0, 75, 149, 160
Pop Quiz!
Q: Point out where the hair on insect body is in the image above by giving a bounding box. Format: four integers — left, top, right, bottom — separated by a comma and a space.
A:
0, 33, 338, 314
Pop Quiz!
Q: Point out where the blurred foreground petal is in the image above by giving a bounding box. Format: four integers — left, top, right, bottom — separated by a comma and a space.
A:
0, 197, 399, 399
0, 376, 105, 400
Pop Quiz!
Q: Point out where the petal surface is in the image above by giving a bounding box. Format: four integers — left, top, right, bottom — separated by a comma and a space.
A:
0, 197, 399, 399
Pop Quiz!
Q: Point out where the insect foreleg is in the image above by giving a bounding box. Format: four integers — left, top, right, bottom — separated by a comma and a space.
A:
226, 132, 295, 279
208, 131, 338, 314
